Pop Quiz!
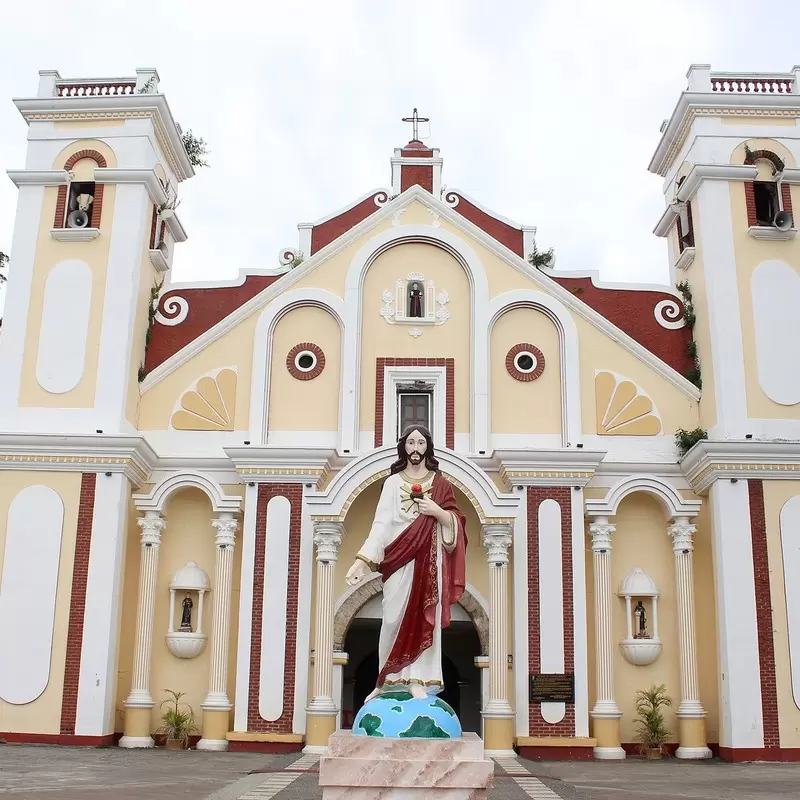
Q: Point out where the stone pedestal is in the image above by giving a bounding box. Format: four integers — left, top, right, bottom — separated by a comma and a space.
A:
319, 731, 494, 799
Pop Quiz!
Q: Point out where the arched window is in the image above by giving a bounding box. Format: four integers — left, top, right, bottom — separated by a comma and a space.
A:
743, 148, 794, 229
54, 149, 107, 230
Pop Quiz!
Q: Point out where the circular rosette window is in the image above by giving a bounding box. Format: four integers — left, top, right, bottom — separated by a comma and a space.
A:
505, 343, 545, 382
286, 342, 326, 380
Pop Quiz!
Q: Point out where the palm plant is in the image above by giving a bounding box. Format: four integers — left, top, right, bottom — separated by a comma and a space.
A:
634, 684, 672, 755
157, 689, 198, 748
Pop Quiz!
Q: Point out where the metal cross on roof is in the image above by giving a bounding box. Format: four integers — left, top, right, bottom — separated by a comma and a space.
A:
401, 108, 430, 142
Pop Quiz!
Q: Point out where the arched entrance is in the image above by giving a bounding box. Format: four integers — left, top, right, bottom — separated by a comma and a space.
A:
334, 575, 488, 733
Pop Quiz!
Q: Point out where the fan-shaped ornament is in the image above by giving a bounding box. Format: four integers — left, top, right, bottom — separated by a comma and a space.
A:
171, 368, 237, 431
595, 371, 662, 436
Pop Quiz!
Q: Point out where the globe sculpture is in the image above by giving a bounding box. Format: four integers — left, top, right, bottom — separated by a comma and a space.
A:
352, 690, 462, 739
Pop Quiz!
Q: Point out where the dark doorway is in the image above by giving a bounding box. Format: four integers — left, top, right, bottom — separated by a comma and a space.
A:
341, 615, 482, 732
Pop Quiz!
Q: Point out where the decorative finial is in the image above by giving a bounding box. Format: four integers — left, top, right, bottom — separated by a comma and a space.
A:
401, 107, 430, 142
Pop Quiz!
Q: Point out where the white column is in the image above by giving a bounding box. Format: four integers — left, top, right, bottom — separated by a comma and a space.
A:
588, 517, 625, 760
304, 521, 343, 750
668, 517, 712, 760
119, 511, 165, 748
481, 523, 514, 750
197, 513, 238, 751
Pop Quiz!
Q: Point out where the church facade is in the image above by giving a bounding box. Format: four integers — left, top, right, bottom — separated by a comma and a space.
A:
1, 64, 799, 761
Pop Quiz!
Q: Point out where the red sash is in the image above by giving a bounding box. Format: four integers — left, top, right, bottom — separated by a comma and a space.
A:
376, 473, 467, 686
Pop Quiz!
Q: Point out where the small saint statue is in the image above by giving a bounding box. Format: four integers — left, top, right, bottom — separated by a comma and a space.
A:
408, 282, 424, 318
634, 600, 648, 639
180, 594, 194, 632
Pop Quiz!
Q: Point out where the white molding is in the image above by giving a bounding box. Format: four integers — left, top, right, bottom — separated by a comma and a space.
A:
247, 289, 345, 445
0, 433, 156, 486
482, 448, 607, 488
133, 469, 242, 513
674, 247, 696, 272
293, 488, 314, 735
381, 365, 446, 446
7, 169, 69, 186
442, 188, 530, 231
300, 188, 391, 228
224, 446, 337, 485
780, 167, 800, 184
93, 168, 168, 206
304, 445, 518, 522
571, 488, 590, 737
14, 94, 195, 180
148, 248, 169, 273
49, 227, 100, 242
681, 440, 800, 494
677, 164, 758, 202
653, 204, 679, 237
512, 488, 529, 737
585, 474, 702, 519
164, 212, 188, 243
780, 497, 800, 710
748, 226, 797, 241
488, 290, 582, 447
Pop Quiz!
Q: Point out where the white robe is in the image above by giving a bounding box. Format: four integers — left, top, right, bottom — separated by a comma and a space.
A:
357, 471, 457, 693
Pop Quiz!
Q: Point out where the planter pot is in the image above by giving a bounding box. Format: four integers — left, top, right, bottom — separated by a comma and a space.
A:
644, 747, 663, 759
165, 738, 186, 751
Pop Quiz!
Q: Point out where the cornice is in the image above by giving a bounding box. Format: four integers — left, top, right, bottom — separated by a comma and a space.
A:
14, 95, 194, 181
475, 448, 607, 488
681, 439, 800, 494
223, 446, 337, 485
653, 205, 678, 238
141, 184, 700, 402
93, 168, 168, 205
780, 168, 800, 184
149, 248, 170, 273
0, 433, 157, 487
7, 169, 69, 187
649, 99, 800, 177
674, 247, 696, 272
50, 228, 100, 242
164, 212, 188, 243
677, 164, 758, 202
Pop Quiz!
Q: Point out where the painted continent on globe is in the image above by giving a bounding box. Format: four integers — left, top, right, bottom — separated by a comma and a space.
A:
352, 691, 462, 739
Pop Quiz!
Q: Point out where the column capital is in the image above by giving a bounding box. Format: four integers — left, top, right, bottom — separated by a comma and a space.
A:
137, 512, 165, 546
668, 518, 696, 553
313, 521, 344, 563
481, 523, 512, 566
211, 514, 238, 549
588, 518, 616, 552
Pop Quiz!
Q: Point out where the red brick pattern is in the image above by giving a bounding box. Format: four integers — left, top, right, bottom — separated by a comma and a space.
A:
60, 473, 97, 736
63, 149, 108, 170
149, 206, 158, 250
374, 357, 455, 449
53, 150, 108, 230
505, 343, 545, 382
247, 483, 303, 732
748, 480, 780, 748
676, 201, 695, 253
310, 191, 388, 255
54, 185, 68, 228
527, 487, 575, 737
400, 164, 433, 193
743, 150, 793, 228
286, 342, 326, 380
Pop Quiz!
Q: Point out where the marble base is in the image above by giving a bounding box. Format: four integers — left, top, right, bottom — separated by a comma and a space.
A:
319, 731, 493, 799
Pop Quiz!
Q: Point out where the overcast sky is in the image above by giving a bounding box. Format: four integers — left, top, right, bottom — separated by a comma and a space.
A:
2, 0, 800, 297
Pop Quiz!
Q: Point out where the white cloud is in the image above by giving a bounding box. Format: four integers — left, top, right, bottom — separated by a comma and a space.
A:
1, 0, 799, 305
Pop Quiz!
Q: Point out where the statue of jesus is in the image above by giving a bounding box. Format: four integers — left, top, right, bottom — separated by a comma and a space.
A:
345, 426, 467, 701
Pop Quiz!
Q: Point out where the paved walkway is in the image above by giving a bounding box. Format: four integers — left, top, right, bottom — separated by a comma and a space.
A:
1, 743, 799, 799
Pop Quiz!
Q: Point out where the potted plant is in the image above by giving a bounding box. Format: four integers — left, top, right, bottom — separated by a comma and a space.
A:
157, 689, 198, 750
634, 684, 672, 759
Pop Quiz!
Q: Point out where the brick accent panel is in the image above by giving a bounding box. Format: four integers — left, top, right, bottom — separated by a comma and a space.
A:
64, 149, 108, 170
247, 483, 303, 732
527, 487, 576, 737
310, 190, 388, 255
149, 206, 158, 249
60, 473, 97, 736
400, 164, 433, 193
676, 201, 695, 252
374, 357, 455, 449
748, 480, 780, 749
286, 342, 326, 380
54, 185, 68, 228
745, 182, 758, 228
743, 149, 793, 228
89, 182, 104, 228
506, 343, 545, 382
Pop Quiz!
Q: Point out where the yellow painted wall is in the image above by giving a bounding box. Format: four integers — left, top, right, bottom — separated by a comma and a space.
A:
0, 471, 81, 734
139, 314, 259, 430
18, 183, 118, 408
585, 493, 718, 744
267, 306, 341, 432
725, 143, 800, 419
360, 243, 471, 434
115, 488, 242, 735
490, 307, 562, 435
763, 480, 800, 748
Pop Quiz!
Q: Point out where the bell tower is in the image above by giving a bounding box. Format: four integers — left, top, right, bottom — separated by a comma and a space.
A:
0, 68, 194, 435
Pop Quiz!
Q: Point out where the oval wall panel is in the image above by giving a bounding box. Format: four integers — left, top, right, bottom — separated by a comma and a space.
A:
36, 260, 93, 393
0, 486, 65, 704
780, 495, 800, 710
751, 260, 800, 405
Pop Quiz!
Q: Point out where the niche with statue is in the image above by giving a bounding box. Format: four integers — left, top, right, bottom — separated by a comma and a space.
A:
165, 561, 210, 659
617, 567, 662, 666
